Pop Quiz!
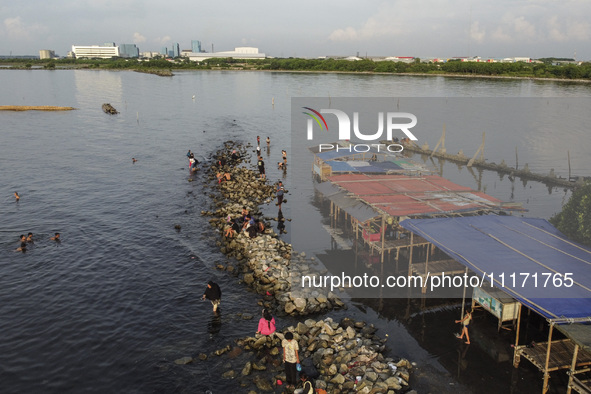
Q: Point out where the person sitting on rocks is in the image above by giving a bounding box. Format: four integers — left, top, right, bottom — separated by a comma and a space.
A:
256, 308, 276, 337
242, 215, 254, 232
294, 372, 315, 394
255, 219, 265, 234
216, 172, 231, 183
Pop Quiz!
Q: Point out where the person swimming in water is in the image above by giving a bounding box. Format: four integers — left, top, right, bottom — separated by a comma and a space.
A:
50, 233, 60, 242
14, 191, 20, 201
26, 232, 34, 243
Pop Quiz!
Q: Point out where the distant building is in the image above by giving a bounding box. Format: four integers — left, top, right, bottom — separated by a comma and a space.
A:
161, 47, 168, 56
172, 43, 180, 58
191, 40, 202, 53
71, 45, 120, 59
119, 44, 139, 58
184, 47, 266, 62
39, 49, 56, 59
384, 56, 415, 63
140, 51, 163, 59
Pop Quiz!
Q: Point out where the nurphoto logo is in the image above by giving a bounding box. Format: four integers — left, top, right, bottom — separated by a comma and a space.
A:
303, 107, 418, 152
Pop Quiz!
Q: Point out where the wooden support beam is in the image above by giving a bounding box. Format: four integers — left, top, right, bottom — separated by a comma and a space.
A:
567, 343, 580, 394
542, 323, 555, 393
468, 132, 486, 167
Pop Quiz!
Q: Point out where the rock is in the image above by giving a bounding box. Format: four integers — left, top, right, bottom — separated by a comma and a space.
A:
198, 353, 207, 361
284, 302, 296, 314
293, 297, 307, 312
222, 370, 236, 379
323, 322, 335, 336
227, 346, 242, 358
330, 374, 345, 384
252, 362, 267, 371
385, 377, 402, 390
243, 273, 254, 284
365, 371, 378, 382
253, 375, 274, 392
242, 314, 253, 320
253, 336, 267, 349
327, 364, 338, 376
241, 361, 252, 376
346, 326, 356, 340
174, 356, 193, 365
296, 322, 309, 335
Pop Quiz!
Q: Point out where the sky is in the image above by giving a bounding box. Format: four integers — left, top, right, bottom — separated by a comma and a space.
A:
1, 0, 590, 60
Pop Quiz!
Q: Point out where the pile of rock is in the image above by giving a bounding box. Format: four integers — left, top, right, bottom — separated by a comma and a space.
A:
217, 317, 413, 393
202, 145, 344, 316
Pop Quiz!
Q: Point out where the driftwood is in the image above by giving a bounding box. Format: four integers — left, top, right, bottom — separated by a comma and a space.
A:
102, 103, 118, 114
0, 105, 75, 111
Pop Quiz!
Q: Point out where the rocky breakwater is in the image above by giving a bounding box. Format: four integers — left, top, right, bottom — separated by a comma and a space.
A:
208, 317, 414, 393
201, 144, 344, 316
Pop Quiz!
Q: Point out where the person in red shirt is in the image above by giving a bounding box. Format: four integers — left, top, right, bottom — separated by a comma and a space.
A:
256, 308, 276, 336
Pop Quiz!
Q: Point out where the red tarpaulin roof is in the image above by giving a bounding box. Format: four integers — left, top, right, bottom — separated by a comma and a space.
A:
326, 174, 503, 218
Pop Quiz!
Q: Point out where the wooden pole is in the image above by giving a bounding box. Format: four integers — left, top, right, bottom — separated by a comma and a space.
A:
568, 150, 572, 181
542, 322, 554, 393
566, 343, 579, 394
407, 232, 414, 277
515, 146, 519, 170
468, 132, 486, 167
460, 266, 468, 317
430, 125, 446, 158
513, 303, 522, 367
381, 215, 386, 278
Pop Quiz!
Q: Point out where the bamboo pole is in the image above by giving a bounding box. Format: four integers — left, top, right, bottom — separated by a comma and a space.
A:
566, 343, 579, 394
513, 303, 522, 365
542, 323, 554, 393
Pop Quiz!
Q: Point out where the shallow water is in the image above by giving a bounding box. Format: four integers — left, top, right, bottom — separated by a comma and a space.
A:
1, 69, 590, 393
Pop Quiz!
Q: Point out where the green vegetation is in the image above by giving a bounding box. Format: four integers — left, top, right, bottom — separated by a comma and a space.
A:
1, 56, 591, 80
550, 182, 591, 246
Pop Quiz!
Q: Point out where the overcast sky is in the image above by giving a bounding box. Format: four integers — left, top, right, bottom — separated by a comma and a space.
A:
1, 0, 589, 59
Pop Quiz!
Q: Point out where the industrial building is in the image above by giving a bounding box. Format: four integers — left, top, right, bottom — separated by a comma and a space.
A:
184, 47, 266, 62
71, 45, 120, 59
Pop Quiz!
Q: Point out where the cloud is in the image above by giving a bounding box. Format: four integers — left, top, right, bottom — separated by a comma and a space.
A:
328, 27, 359, 42
3, 17, 44, 39
512, 16, 536, 39
154, 35, 171, 45
133, 32, 146, 43
470, 21, 485, 43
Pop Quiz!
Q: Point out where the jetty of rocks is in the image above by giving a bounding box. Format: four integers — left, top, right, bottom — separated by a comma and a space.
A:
179, 317, 414, 393
202, 143, 344, 316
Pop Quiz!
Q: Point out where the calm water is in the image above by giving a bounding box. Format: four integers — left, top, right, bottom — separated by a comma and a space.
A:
1, 70, 591, 393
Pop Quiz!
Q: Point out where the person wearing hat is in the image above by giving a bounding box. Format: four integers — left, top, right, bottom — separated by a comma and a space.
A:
202, 281, 222, 312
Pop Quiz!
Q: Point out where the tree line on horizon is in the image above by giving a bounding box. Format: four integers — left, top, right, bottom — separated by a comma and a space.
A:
2, 56, 591, 80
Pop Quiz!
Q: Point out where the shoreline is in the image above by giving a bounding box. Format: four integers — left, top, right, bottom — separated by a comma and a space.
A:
2, 64, 590, 84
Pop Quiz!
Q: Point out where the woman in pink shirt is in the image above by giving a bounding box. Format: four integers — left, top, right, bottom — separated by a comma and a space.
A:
256, 308, 276, 336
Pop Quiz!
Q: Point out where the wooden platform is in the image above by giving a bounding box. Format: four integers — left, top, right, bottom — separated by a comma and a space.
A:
515, 339, 591, 372
411, 259, 467, 277
366, 235, 430, 253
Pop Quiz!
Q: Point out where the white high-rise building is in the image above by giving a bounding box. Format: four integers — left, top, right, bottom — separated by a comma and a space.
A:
72, 45, 120, 59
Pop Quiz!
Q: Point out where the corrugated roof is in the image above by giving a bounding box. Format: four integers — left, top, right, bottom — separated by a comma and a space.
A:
326, 174, 504, 217
400, 216, 591, 321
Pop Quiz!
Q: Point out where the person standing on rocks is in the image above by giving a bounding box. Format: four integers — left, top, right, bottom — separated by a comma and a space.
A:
276, 181, 285, 210
257, 156, 266, 179
282, 331, 300, 389
202, 281, 222, 313
256, 308, 276, 337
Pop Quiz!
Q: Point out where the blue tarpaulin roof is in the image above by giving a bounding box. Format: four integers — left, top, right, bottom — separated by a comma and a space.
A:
400, 215, 591, 321
326, 161, 359, 172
